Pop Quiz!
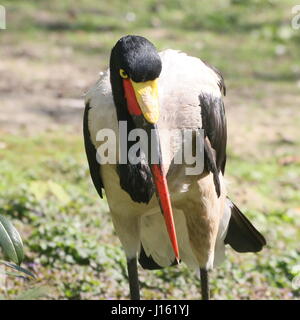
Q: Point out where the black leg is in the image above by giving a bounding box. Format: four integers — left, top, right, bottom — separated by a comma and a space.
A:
200, 268, 210, 300
127, 257, 140, 300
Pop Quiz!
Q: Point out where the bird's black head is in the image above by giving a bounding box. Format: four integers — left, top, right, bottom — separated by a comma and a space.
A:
109, 35, 162, 125
110, 35, 162, 83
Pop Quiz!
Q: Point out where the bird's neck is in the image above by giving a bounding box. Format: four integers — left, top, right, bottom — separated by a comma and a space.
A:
109, 70, 155, 204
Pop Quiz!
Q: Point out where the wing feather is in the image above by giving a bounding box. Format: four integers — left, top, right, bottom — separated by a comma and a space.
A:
83, 101, 104, 198
200, 92, 227, 196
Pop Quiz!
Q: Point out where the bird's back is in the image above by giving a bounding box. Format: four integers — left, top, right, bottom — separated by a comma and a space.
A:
158, 50, 222, 130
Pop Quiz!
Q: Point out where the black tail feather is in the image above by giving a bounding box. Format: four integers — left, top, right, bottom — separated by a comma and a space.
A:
224, 199, 266, 253
138, 245, 178, 270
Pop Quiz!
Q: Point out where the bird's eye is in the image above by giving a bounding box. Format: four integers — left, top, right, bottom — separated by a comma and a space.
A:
119, 69, 128, 79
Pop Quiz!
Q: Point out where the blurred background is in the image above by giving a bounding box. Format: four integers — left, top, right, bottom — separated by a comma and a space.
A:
0, 0, 299, 299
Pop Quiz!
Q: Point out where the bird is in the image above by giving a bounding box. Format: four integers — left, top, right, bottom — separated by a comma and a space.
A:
83, 35, 266, 300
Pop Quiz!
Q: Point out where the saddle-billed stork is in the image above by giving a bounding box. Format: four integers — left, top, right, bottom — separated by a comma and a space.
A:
83, 35, 266, 300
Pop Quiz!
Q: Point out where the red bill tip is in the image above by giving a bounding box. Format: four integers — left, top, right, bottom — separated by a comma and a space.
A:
151, 164, 179, 261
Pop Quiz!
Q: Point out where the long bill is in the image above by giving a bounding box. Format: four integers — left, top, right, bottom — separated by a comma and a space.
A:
150, 162, 180, 262
123, 78, 180, 262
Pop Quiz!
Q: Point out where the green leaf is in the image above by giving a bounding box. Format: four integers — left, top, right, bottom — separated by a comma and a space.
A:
0, 261, 35, 279
0, 270, 27, 279
0, 215, 24, 265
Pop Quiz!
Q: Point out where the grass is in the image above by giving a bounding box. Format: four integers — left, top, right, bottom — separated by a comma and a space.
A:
0, 132, 299, 299
0, 0, 299, 299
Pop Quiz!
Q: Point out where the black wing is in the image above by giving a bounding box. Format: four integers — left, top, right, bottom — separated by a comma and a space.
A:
224, 199, 266, 252
83, 101, 104, 198
199, 71, 267, 250
200, 92, 227, 197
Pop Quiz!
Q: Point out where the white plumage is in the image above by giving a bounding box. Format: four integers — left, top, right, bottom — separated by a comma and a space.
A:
85, 50, 230, 270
